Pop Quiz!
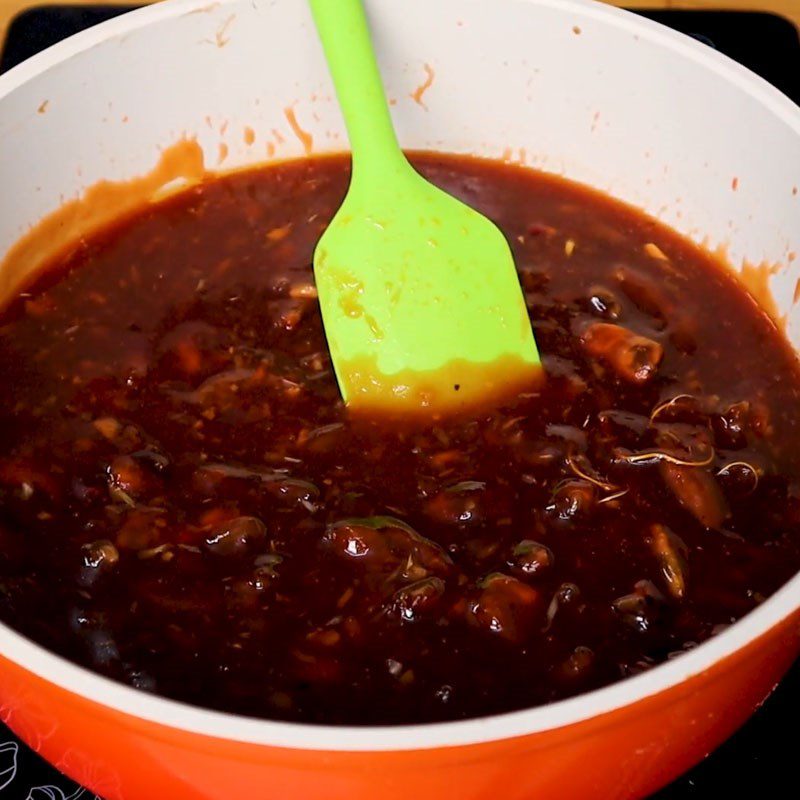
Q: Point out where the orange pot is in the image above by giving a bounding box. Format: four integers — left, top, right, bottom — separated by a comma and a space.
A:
0, 0, 799, 797
1, 608, 798, 799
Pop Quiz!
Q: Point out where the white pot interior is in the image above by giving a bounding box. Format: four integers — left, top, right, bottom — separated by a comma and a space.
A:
1, 0, 799, 321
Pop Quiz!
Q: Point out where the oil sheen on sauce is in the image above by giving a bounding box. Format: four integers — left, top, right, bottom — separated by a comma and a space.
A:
0, 153, 798, 726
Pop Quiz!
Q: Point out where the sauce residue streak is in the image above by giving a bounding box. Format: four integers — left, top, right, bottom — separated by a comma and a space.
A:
342, 353, 543, 419
243, 126, 255, 146
37, 100, 48, 115
705, 243, 788, 331
214, 14, 235, 48
186, 2, 221, 15
410, 64, 435, 110
330, 266, 383, 340
737, 260, 786, 330
0, 140, 206, 306
283, 107, 313, 155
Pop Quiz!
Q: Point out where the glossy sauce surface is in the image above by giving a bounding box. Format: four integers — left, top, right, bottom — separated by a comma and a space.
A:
0, 154, 799, 725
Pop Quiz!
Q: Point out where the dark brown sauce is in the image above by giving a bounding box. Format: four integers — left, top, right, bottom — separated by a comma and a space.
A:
0, 153, 799, 726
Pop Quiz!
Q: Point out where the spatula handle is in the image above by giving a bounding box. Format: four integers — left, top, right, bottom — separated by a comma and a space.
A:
309, 0, 407, 179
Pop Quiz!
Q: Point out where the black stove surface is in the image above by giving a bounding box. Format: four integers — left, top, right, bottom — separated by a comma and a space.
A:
0, 6, 798, 799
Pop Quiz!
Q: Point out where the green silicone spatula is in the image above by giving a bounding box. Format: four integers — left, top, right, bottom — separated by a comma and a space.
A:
309, 0, 541, 415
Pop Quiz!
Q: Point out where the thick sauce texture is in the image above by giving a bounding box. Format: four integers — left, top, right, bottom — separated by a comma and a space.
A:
0, 154, 799, 725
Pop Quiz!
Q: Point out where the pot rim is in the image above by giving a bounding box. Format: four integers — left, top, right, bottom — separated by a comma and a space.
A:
0, 0, 798, 753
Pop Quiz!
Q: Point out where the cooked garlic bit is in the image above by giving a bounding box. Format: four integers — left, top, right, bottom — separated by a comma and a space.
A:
644, 242, 669, 261
289, 282, 319, 299
266, 223, 292, 242
648, 523, 689, 599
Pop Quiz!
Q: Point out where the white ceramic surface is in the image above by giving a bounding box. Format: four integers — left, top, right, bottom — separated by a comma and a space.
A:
0, 0, 798, 752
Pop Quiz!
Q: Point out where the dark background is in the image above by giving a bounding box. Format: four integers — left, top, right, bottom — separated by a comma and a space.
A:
0, 6, 798, 798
